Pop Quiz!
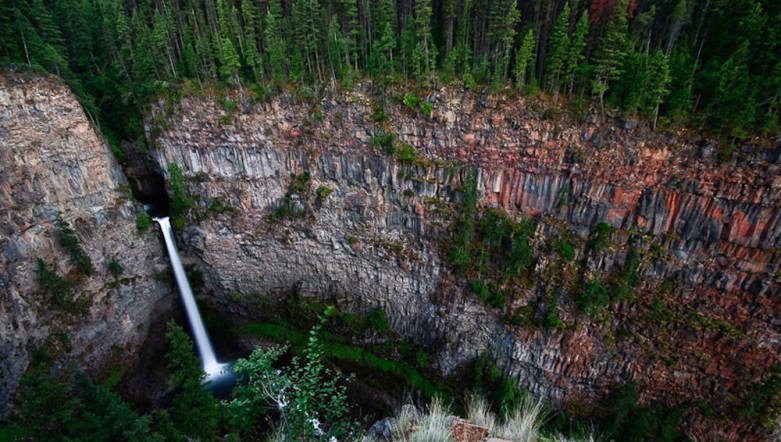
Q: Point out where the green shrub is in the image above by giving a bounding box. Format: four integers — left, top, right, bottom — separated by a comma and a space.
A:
367, 307, 390, 332
396, 143, 419, 164
223, 99, 236, 112
557, 240, 575, 261
107, 259, 123, 278
586, 222, 612, 251
403, 189, 415, 197
347, 236, 359, 245
542, 294, 563, 329
578, 279, 610, 315
136, 213, 151, 233
420, 100, 433, 116
54, 213, 94, 276
463, 72, 477, 90
36, 258, 72, 307
316, 186, 333, 199
167, 163, 193, 225
372, 132, 394, 150
403, 93, 420, 110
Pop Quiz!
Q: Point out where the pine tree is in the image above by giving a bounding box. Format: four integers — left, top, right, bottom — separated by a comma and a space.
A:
165, 321, 220, 440
265, 0, 287, 84
565, 9, 588, 95
515, 29, 536, 90
646, 49, 671, 129
592, 0, 629, 117
545, 1, 571, 95
414, 0, 435, 79
241, 0, 262, 79
219, 37, 240, 83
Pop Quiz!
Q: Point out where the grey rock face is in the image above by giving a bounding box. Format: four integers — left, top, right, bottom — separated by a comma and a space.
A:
0, 71, 168, 416
149, 86, 777, 440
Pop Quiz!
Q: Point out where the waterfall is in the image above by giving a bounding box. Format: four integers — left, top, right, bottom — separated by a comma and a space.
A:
154, 217, 227, 379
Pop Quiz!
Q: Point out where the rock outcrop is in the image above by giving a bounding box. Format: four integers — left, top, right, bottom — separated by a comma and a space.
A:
148, 82, 779, 439
0, 70, 169, 416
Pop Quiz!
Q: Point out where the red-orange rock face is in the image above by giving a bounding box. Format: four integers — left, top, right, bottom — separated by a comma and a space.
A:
148, 83, 779, 440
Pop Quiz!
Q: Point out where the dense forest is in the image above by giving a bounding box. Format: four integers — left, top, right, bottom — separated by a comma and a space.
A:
1, 0, 779, 148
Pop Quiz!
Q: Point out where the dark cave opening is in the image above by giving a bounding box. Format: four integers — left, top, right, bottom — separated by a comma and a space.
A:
127, 168, 169, 218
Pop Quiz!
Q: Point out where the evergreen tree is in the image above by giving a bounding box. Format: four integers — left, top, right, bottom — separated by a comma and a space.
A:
414, 0, 435, 79
646, 49, 671, 129
265, 0, 287, 84
592, 0, 629, 116
240, 0, 262, 79
219, 36, 240, 83
164, 320, 220, 440
515, 29, 536, 90
545, 1, 570, 94
565, 10, 588, 94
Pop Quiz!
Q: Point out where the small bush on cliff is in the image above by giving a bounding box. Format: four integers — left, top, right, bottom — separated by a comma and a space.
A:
577, 278, 610, 315
107, 259, 123, 278
367, 307, 390, 332
420, 100, 433, 116
36, 258, 73, 307
586, 222, 613, 252
55, 212, 94, 276
167, 163, 193, 229
557, 240, 575, 261
136, 213, 152, 233
315, 186, 333, 199
403, 93, 420, 110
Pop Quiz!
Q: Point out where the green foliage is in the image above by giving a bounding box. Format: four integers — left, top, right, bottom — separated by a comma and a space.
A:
542, 293, 563, 329
241, 322, 444, 400
107, 259, 124, 278
54, 212, 93, 276
315, 186, 333, 199
737, 365, 780, 428
557, 240, 575, 261
164, 320, 220, 440
372, 132, 395, 151
11, 365, 162, 442
36, 258, 73, 307
403, 92, 420, 110
578, 278, 610, 315
420, 100, 433, 116
167, 163, 192, 229
604, 383, 683, 442
586, 222, 613, 252
614, 248, 641, 301
367, 307, 390, 332
231, 320, 357, 440
136, 213, 152, 233
471, 352, 526, 417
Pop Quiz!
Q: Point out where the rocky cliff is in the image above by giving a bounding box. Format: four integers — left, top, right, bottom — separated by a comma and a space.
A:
148, 82, 779, 440
0, 70, 169, 416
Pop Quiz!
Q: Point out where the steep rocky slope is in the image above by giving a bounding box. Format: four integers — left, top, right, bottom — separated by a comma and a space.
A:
0, 71, 169, 416
148, 83, 779, 439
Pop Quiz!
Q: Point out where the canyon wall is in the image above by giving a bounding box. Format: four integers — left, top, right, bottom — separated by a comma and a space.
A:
0, 71, 169, 416
149, 83, 779, 439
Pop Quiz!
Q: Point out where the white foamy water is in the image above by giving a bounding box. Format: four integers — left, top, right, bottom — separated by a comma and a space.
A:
154, 217, 227, 379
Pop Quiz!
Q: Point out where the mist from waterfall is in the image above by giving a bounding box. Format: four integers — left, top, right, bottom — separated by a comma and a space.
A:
154, 216, 228, 380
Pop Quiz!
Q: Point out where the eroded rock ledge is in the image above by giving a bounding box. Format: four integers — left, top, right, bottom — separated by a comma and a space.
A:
150, 83, 778, 440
